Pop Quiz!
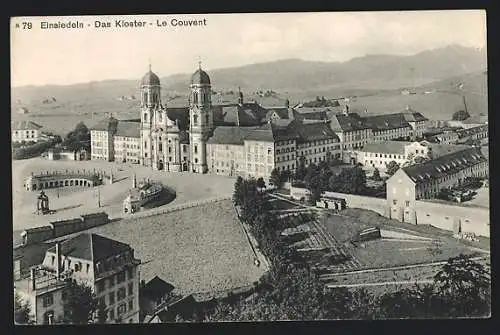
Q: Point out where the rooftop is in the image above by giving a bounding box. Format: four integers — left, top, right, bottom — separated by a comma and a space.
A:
12, 120, 43, 130
401, 148, 486, 184
363, 141, 411, 155
115, 121, 140, 138
46, 233, 132, 262
90, 117, 119, 132
142, 276, 175, 299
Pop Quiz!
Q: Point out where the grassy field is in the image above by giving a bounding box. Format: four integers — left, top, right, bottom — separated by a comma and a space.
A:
82, 200, 266, 295
322, 208, 486, 270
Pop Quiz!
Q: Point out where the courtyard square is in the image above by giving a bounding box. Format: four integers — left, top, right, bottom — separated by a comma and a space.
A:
12, 157, 236, 233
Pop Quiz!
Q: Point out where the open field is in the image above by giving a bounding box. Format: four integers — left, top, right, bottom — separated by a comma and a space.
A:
83, 200, 266, 295
12, 157, 235, 232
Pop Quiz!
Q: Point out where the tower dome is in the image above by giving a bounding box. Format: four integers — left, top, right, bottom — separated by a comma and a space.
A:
141, 69, 160, 86
190, 67, 211, 85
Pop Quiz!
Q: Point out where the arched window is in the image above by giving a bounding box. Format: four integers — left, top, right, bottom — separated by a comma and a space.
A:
205, 114, 209, 124
159, 143, 163, 152
168, 146, 172, 153
144, 141, 147, 149
143, 113, 148, 122
158, 112, 163, 122
194, 145, 198, 154
144, 92, 148, 103
193, 114, 198, 126
193, 92, 198, 105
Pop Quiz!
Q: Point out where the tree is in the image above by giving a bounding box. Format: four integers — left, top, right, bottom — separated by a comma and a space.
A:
294, 156, 307, 181
434, 254, 491, 317
328, 166, 367, 195
63, 122, 91, 151
452, 110, 470, 121
372, 168, 382, 181
257, 177, 266, 191
233, 176, 245, 206
14, 292, 31, 324
385, 161, 400, 176
62, 279, 97, 324
269, 168, 282, 189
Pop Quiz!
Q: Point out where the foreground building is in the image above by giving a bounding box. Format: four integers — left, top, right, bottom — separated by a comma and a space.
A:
386, 147, 488, 224
14, 233, 141, 324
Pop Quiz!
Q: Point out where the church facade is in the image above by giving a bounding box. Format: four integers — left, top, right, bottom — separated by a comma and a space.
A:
90, 65, 342, 179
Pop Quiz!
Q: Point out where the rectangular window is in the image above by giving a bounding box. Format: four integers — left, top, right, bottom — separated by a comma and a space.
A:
405, 201, 410, 207
393, 199, 397, 205
43, 293, 54, 307
96, 280, 105, 293
128, 283, 134, 296
118, 303, 127, 316
108, 276, 115, 289
109, 291, 115, 305
118, 287, 126, 301
109, 308, 115, 320
127, 268, 134, 280
128, 300, 134, 311
117, 271, 126, 284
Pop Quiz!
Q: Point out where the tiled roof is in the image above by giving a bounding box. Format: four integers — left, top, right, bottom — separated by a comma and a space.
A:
456, 125, 488, 138
287, 120, 338, 142
363, 113, 411, 131
13, 120, 43, 130
207, 126, 247, 145
297, 110, 328, 121
46, 233, 132, 262
215, 103, 265, 126
14, 242, 57, 275
402, 148, 486, 185
90, 117, 119, 132
142, 276, 175, 298
329, 114, 370, 132
116, 121, 140, 138
266, 108, 289, 120
403, 111, 428, 122
363, 141, 411, 155
420, 142, 472, 158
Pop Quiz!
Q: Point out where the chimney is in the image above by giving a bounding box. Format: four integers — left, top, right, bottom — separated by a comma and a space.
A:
285, 99, 290, 109
55, 243, 61, 279
30, 267, 36, 291
288, 107, 295, 121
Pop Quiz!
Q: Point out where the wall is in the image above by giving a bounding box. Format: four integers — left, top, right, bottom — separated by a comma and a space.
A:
322, 191, 387, 216
414, 200, 489, 237
290, 186, 490, 238
21, 213, 110, 246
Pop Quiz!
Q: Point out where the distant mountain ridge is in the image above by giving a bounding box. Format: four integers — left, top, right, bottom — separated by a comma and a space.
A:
12, 44, 487, 104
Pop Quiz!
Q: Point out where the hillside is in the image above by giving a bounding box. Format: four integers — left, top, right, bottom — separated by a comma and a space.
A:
10, 45, 487, 135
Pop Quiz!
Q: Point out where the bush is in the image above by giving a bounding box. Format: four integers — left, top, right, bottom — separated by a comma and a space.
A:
12, 140, 56, 160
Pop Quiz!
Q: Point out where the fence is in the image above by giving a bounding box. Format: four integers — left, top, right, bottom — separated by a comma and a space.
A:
120, 196, 232, 221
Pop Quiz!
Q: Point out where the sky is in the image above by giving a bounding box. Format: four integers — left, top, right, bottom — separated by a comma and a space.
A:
11, 10, 486, 87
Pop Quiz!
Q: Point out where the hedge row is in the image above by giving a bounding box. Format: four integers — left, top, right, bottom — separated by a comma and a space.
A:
12, 140, 55, 160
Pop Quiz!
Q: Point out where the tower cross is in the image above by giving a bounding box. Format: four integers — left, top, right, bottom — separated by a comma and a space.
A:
148, 57, 152, 72
198, 56, 202, 70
